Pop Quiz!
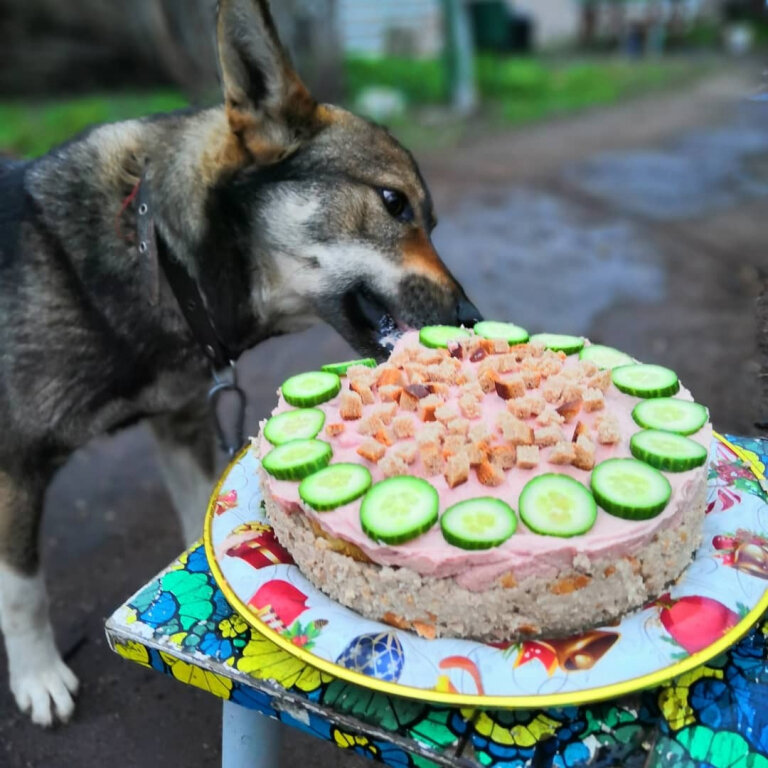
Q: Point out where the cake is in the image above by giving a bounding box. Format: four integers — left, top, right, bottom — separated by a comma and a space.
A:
256, 323, 712, 642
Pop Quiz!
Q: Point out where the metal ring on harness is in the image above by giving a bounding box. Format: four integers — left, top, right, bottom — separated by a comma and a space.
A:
207, 362, 247, 458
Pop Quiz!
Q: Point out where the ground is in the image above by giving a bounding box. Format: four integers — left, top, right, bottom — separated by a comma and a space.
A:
0, 67, 766, 767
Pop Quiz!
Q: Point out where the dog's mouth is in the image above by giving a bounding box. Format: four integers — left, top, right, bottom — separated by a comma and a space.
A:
340, 284, 406, 359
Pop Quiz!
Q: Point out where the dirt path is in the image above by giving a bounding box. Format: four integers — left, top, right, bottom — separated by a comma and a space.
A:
2, 67, 765, 768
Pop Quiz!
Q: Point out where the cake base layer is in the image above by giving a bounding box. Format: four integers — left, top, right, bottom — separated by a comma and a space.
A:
260, 466, 708, 642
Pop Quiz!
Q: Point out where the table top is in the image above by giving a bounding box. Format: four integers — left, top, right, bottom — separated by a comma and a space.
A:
106, 434, 768, 768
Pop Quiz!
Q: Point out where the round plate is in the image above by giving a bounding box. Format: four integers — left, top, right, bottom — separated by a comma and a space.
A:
204, 434, 768, 708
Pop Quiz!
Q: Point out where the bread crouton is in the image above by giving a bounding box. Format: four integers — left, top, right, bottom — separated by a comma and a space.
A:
578, 360, 599, 378
419, 442, 445, 476
534, 425, 564, 447
497, 412, 534, 445
357, 414, 385, 436
426, 382, 450, 397
373, 428, 395, 446
347, 365, 376, 386
377, 366, 404, 388
379, 453, 409, 478
349, 380, 375, 405
561, 383, 583, 403
491, 338, 511, 354
468, 422, 492, 443
490, 443, 516, 470
556, 399, 582, 423
462, 381, 485, 401
378, 385, 403, 403
392, 415, 416, 439
447, 417, 470, 436
416, 349, 445, 366
442, 434, 467, 456
416, 422, 446, 446
404, 362, 428, 384
393, 442, 418, 465
444, 453, 470, 489
595, 413, 621, 444
478, 367, 500, 393
571, 420, 589, 442
467, 441, 490, 466
537, 405, 565, 427
548, 441, 576, 465
459, 394, 482, 419
516, 444, 540, 469
339, 390, 363, 420
357, 439, 385, 463
325, 422, 345, 438
541, 375, 566, 404
522, 370, 541, 389
435, 404, 459, 424
373, 403, 397, 424
495, 375, 525, 400
507, 394, 546, 419
572, 434, 596, 470
399, 389, 419, 412
418, 394, 443, 422
496, 353, 520, 373
583, 388, 605, 412
588, 369, 613, 393
476, 460, 505, 486
538, 352, 564, 377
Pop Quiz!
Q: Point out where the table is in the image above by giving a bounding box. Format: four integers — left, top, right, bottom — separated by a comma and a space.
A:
106, 435, 768, 768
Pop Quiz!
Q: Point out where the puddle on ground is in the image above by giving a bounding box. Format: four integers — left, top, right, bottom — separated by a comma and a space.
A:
567, 101, 768, 219
432, 188, 665, 334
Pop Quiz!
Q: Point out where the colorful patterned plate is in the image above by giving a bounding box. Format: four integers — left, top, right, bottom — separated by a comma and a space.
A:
204, 434, 768, 708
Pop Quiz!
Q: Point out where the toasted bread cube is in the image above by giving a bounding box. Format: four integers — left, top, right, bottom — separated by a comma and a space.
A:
538, 352, 564, 377
378, 385, 403, 403
357, 439, 385, 463
573, 435, 596, 470
595, 413, 621, 444
578, 360, 599, 378
349, 380, 375, 405
404, 362, 428, 384
528, 341, 546, 357
357, 414, 386, 435
340, 390, 364, 420
556, 399, 582, 423
490, 443, 516, 470
467, 441, 490, 466
548, 441, 576, 465
507, 394, 544, 419
459, 394, 482, 419
426, 382, 450, 397
537, 405, 565, 427
417, 349, 445, 366
583, 388, 605, 412
393, 441, 418, 465
491, 338, 511, 354
478, 367, 500, 394
399, 389, 419, 412
373, 403, 397, 424
469, 422, 492, 443
497, 412, 534, 445
377, 366, 404, 388
516, 444, 540, 469
347, 365, 376, 386
416, 422, 446, 446
442, 434, 467, 456
392, 415, 416, 439
444, 453, 470, 489
541, 375, 566, 404
468, 337, 494, 357
447, 417, 470, 437
419, 442, 445, 476
495, 375, 526, 400
534, 425, 564, 447
476, 459, 505, 486
477, 356, 502, 376
462, 381, 485, 401
325, 422, 345, 438
435, 404, 459, 424
418, 394, 443, 422
496, 354, 520, 373
588, 369, 613, 393
562, 383, 583, 403
521, 370, 541, 389
374, 428, 395, 446
561, 365, 581, 381
379, 453, 409, 478
388, 349, 412, 367
571, 420, 589, 442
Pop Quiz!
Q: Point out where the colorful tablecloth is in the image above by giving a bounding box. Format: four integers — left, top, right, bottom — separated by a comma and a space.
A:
106, 435, 768, 768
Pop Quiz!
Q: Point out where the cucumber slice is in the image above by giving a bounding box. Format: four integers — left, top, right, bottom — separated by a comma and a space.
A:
519, 474, 597, 537
281, 371, 341, 407
360, 476, 439, 545
630, 429, 708, 472
321, 359, 377, 376
591, 458, 671, 520
440, 497, 517, 550
632, 398, 708, 436
579, 344, 634, 370
473, 321, 529, 345
530, 333, 585, 355
419, 325, 471, 349
611, 364, 679, 398
263, 409, 326, 445
262, 439, 332, 481
299, 463, 372, 511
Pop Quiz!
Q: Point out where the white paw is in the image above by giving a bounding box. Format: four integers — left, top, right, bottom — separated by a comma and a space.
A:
11, 657, 79, 726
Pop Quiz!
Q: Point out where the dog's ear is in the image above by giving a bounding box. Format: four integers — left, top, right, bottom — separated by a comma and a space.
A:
217, 0, 321, 164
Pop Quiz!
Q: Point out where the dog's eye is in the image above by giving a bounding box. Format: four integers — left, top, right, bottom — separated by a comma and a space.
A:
379, 189, 413, 223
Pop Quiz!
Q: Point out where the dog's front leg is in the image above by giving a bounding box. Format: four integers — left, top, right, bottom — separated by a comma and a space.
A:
151, 400, 218, 548
0, 468, 78, 725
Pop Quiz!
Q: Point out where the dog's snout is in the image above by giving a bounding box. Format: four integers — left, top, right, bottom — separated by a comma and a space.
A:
455, 294, 483, 328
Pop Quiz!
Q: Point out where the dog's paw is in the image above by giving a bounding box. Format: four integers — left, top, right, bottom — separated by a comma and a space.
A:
11, 658, 79, 726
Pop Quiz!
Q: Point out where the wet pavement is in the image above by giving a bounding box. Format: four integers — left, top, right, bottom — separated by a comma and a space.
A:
1, 68, 766, 767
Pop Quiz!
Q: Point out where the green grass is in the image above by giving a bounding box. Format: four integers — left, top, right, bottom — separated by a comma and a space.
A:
0, 90, 188, 158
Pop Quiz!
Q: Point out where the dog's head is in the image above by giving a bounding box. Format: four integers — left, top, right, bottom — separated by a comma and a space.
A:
214, 0, 482, 359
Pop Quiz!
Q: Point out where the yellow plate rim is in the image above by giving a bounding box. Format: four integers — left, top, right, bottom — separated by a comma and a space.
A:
204, 431, 768, 709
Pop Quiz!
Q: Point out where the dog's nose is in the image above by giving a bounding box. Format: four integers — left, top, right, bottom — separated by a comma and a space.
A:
455, 294, 483, 328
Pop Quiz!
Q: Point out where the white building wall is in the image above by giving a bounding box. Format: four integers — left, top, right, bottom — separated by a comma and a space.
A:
504, 0, 581, 47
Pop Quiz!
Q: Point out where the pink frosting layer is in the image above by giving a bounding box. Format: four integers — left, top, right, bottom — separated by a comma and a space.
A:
258, 332, 712, 591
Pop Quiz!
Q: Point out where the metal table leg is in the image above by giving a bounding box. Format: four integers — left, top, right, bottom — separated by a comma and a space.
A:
222, 700, 282, 768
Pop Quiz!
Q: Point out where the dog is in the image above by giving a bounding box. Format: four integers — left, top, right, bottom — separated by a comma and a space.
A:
0, 0, 481, 726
